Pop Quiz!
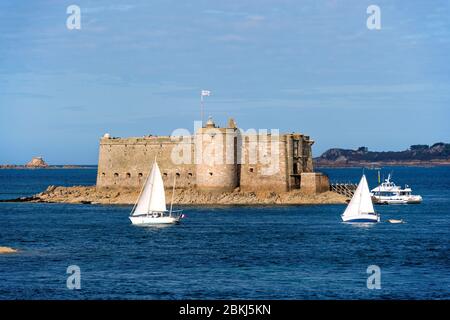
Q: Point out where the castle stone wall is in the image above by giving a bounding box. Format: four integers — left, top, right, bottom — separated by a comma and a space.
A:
300, 172, 330, 195
96, 119, 323, 193
239, 135, 289, 192
195, 127, 239, 192
96, 136, 195, 190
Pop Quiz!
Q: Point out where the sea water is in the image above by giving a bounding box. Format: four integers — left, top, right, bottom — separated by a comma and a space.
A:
0, 167, 449, 299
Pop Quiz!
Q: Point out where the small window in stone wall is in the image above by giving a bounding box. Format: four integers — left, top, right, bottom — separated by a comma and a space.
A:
188, 172, 193, 177
176, 173, 180, 177
163, 173, 168, 178
114, 173, 119, 178
126, 173, 131, 178
209, 172, 213, 176
249, 167, 254, 173
138, 173, 143, 178
101, 173, 106, 177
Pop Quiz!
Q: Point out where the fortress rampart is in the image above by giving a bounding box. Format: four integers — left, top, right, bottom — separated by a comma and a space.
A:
96, 118, 325, 193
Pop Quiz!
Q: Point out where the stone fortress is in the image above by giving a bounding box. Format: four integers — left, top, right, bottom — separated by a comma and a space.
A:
96, 117, 330, 194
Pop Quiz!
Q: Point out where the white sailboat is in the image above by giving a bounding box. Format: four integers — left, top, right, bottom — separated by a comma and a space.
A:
341, 175, 380, 223
129, 161, 183, 225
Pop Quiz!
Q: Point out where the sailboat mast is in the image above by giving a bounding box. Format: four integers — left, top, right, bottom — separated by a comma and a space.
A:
357, 175, 368, 214
169, 173, 176, 216
147, 157, 158, 214
130, 162, 152, 216
378, 170, 381, 196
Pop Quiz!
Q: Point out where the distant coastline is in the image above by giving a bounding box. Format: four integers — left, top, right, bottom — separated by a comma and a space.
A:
314, 143, 450, 168
0, 165, 97, 170
314, 160, 450, 168
0, 156, 97, 169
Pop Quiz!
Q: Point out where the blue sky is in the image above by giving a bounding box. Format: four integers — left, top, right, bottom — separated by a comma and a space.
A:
0, 0, 449, 164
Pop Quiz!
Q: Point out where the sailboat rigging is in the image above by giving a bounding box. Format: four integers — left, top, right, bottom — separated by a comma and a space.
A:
341, 175, 380, 223
129, 160, 183, 225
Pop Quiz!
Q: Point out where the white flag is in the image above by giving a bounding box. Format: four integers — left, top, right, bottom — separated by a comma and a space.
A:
201, 90, 211, 96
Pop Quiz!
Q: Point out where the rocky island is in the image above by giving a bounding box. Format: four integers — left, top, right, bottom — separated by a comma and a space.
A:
0, 247, 18, 254
11, 185, 347, 205
26, 156, 49, 168
1, 117, 351, 206
0, 156, 94, 170
0, 157, 48, 169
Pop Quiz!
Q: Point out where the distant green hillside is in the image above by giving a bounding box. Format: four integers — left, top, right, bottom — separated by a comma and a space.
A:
315, 143, 450, 165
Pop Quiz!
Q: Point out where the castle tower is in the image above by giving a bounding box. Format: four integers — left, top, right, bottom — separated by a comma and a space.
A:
195, 117, 239, 192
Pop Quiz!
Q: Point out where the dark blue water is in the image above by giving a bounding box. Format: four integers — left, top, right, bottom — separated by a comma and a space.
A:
0, 167, 449, 299
0, 168, 97, 200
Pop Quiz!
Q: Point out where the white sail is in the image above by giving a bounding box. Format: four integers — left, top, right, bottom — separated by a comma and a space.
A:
359, 175, 375, 214
342, 175, 375, 218
132, 161, 166, 215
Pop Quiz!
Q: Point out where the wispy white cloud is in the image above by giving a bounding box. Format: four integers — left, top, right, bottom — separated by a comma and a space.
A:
234, 14, 266, 29
83, 4, 136, 14
203, 9, 266, 29
212, 34, 245, 42
202, 9, 249, 17
281, 84, 448, 96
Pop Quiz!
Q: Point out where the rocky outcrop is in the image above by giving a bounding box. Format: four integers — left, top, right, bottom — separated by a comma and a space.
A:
15, 185, 348, 205
0, 247, 18, 254
0, 165, 18, 169
26, 157, 48, 168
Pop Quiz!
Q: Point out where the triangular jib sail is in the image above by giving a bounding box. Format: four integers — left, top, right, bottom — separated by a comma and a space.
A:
132, 161, 167, 215
342, 175, 375, 218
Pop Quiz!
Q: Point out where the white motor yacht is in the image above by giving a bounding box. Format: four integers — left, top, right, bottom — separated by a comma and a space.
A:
371, 174, 422, 205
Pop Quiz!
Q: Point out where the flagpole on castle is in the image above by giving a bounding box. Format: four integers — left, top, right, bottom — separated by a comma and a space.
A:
201, 92, 204, 127
200, 90, 211, 127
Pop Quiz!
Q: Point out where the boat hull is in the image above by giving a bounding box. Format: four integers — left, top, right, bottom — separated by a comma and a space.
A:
373, 196, 422, 205
388, 219, 404, 224
406, 197, 422, 204
129, 214, 181, 225
342, 213, 380, 223
373, 198, 407, 205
